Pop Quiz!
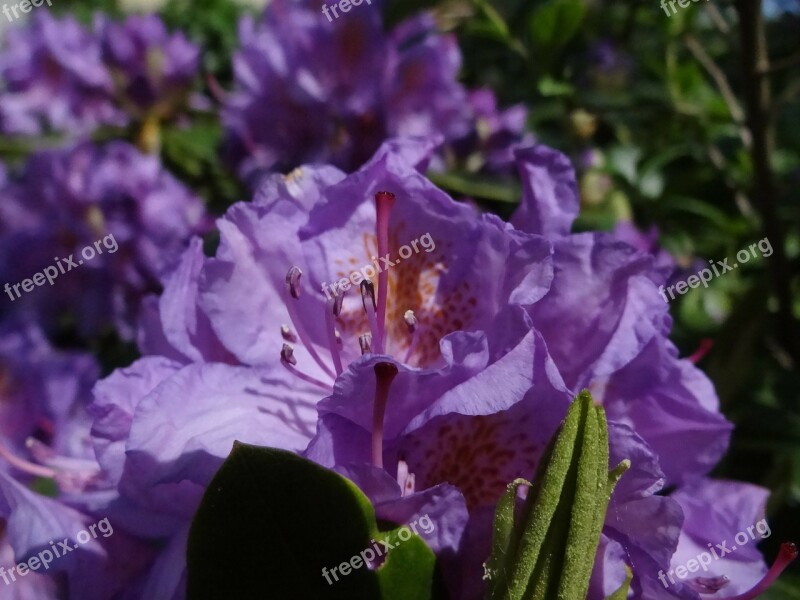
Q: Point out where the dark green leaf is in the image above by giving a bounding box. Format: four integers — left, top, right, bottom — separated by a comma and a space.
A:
187, 443, 439, 600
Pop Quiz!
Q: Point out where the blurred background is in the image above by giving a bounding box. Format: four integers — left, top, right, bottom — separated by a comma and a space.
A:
1, 0, 798, 596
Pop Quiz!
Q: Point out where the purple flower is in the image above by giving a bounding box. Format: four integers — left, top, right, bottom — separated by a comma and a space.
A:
665, 480, 770, 598
0, 321, 150, 599
0, 12, 125, 136
0, 320, 97, 462
0, 141, 209, 337
222, 1, 528, 182
97, 14, 201, 120
612, 221, 677, 281
0, 138, 764, 598
445, 88, 534, 173
585, 39, 634, 91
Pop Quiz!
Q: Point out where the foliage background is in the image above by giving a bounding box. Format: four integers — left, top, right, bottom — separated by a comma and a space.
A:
2, 0, 798, 596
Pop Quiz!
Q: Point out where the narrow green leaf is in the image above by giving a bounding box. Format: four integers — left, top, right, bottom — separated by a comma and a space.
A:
484, 391, 629, 600
485, 479, 531, 597
557, 393, 602, 599
605, 565, 633, 600
502, 391, 587, 598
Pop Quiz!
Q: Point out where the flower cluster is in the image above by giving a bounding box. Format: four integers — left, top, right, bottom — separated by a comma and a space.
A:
0, 2, 791, 600
222, 0, 531, 183
0, 12, 200, 137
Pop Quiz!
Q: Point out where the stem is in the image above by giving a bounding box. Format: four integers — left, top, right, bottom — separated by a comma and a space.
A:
734, 0, 799, 365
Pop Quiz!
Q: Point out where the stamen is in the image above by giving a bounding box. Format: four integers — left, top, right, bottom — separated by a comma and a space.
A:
280, 343, 331, 390
280, 324, 298, 343
403, 309, 420, 364
359, 334, 373, 355
688, 338, 714, 363
374, 191, 395, 353
283, 266, 336, 380
719, 542, 798, 600
396, 459, 416, 497
285, 266, 303, 299
25, 438, 99, 473
22, 439, 103, 493
360, 280, 381, 351
404, 472, 416, 496
325, 299, 344, 376
0, 440, 56, 479
205, 73, 228, 104
333, 289, 345, 317
281, 343, 297, 366
371, 362, 398, 469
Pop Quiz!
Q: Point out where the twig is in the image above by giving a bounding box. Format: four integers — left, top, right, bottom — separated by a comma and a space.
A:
704, 2, 731, 35
684, 34, 751, 147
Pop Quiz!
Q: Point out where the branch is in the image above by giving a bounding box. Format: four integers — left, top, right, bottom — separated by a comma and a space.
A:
734, 0, 799, 365
760, 51, 800, 75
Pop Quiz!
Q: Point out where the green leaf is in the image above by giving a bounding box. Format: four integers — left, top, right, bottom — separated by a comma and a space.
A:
604, 565, 633, 600
529, 0, 586, 51
377, 534, 438, 600
538, 77, 576, 97
484, 479, 532, 596
187, 443, 439, 599
485, 391, 629, 600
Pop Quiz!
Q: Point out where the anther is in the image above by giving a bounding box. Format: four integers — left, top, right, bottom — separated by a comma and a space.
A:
333, 289, 345, 317
281, 324, 298, 343
361, 281, 380, 351
360, 280, 376, 311
404, 310, 417, 333
285, 266, 303, 299
280, 343, 297, 366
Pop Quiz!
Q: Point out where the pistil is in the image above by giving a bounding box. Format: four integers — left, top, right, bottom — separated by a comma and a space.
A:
374, 191, 395, 353
719, 542, 797, 600
371, 362, 398, 469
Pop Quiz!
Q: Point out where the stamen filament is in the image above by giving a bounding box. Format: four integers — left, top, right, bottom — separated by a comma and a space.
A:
0, 440, 56, 479
371, 362, 398, 469
325, 299, 344, 375
25, 438, 100, 474
688, 338, 714, 363
403, 310, 419, 364
283, 267, 336, 380
361, 280, 380, 352
280, 361, 333, 391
